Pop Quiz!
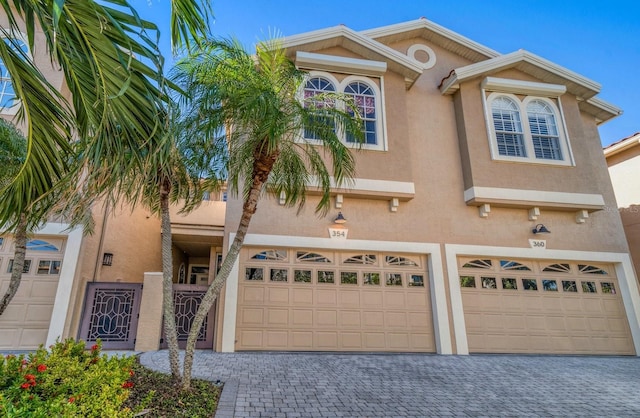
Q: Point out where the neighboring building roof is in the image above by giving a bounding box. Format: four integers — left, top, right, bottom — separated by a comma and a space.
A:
604, 132, 640, 158
361, 17, 500, 63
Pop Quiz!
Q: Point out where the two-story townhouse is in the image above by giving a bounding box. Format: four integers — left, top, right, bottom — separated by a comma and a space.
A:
3, 17, 639, 357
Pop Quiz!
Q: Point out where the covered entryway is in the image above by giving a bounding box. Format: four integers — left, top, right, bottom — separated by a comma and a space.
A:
235, 248, 434, 352
0, 236, 65, 350
458, 257, 635, 355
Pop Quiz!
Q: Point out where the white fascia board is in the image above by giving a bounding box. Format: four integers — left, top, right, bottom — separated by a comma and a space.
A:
361, 18, 500, 60
464, 186, 605, 207
581, 96, 624, 125
308, 176, 415, 196
604, 133, 640, 158
482, 76, 566, 96
282, 25, 422, 76
441, 50, 601, 97
296, 51, 387, 76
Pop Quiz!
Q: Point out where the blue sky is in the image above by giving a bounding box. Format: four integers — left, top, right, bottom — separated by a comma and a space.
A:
132, 0, 639, 146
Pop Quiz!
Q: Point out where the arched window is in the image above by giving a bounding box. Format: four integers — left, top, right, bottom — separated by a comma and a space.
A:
527, 100, 562, 160
0, 37, 28, 110
344, 81, 377, 145
303, 76, 335, 140
491, 96, 525, 157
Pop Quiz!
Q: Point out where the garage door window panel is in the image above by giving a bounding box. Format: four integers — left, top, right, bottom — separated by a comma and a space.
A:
297, 251, 332, 263
522, 279, 538, 291
460, 276, 476, 288
270, 269, 288, 282
408, 274, 424, 287
500, 260, 532, 271
8, 259, 31, 274
343, 254, 377, 265
363, 272, 380, 285
601, 282, 616, 294
37, 260, 61, 275
318, 270, 335, 284
251, 250, 287, 262
579, 264, 607, 275
386, 273, 403, 286
502, 278, 517, 290
341, 272, 358, 285
294, 270, 312, 283
542, 280, 558, 291
562, 281, 577, 292
462, 259, 492, 269
543, 263, 571, 273
26, 239, 60, 252
481, 277, 497, 289
385, 256, 419, 267
581, 281, 597, 293
245, 267, 264, 281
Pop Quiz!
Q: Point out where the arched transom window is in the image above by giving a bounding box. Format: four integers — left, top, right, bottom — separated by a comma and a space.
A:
303, 77, 336, 140
0, 37, 29, 112
491, 96, 525, 157
344, 81, 377, 145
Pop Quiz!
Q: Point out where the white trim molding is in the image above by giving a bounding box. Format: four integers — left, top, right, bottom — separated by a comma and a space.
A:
445, 243, 640, 356
481, 77, 566, 96
406, 44, 436, 70
42, 223, 84, 346
296, 51, 387, 76
220, 233, 453, 354
464, 186, 605, 211
306, 176, 415, 201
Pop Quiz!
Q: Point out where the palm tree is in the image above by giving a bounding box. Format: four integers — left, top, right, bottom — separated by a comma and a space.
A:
0, 119, 27, 315
172, 38, 364, 389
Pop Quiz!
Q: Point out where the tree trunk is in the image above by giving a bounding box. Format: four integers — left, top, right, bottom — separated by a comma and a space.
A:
0, 214, 27, 315
181, 149, 277, 390
160, 176, 182, 382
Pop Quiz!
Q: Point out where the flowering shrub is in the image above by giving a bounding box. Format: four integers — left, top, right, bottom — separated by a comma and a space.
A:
0, 339, 137, 417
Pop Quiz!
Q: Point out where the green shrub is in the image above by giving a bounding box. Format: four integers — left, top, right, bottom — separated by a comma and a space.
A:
0, 339, 137, 417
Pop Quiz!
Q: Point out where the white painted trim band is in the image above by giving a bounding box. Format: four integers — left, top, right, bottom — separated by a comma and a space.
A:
482, 77, 566, 96
464, 187, 605, 207
296, 51, 387, 76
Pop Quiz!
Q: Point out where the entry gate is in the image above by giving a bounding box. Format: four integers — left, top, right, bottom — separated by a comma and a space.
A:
78, 282, 143, 350
161, 284, 215, 349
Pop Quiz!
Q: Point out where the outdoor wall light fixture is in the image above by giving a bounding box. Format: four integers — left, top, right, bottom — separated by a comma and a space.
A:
334, 212, 347, 224
532, 224, 551, 234
102, 252, 114, 266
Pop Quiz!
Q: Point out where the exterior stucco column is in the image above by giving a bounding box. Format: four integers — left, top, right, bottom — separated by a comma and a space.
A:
135, 272, 164, 351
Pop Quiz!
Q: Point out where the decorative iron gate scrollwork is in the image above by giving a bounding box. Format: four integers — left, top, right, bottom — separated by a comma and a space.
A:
161, 284, 215, 349
78, 283, 142, 350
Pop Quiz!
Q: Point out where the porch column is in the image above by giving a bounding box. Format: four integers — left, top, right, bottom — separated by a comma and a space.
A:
135, 272, 164, 351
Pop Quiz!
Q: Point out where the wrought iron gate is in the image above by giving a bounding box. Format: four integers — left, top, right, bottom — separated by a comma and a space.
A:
161, 284, 215, 349
78, 283, 143, 350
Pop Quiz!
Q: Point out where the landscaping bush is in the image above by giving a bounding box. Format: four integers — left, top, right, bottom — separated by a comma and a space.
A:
0, 339, 138, 417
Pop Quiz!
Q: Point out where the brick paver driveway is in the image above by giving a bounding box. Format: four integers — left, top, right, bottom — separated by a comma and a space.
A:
140, 351, 640, 417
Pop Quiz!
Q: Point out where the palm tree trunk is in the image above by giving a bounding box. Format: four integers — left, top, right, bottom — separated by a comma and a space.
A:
0, 214, 27, 315
160, 176, 182, 382
181, 149, 277, 390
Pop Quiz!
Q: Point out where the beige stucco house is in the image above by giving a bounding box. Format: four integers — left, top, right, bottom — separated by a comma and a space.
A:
2, 17, 640, 356
605, 132, 640, 283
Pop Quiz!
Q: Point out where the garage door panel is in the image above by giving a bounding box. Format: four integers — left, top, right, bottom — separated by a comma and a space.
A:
315, 332, 338, 349
266, 331, 288, 348
25, 304, 54, 322
316, 310, 337, 326
19, 329, 49, 349
384, 292, 406, 308
239, 330, 263, 347
291, 331, 313, 348
267, 287, 289, 304
292, 288, 313, 304
239, 307, 264, 325
340, 332, 362, 349
339, 310, 361, 327
386, 312, 407, 328
1, 304, 27, 321
0, 329, 19, 349
316, 289, 337, 306
242, 287, 264, 304
363, 311, 384, 327
266, 308, 288, 326
31, 281, 58, 298
411, 333, 434, 350
339, 290, 360, 307
408, 312, 429, 328
361, 291, 383, 306
363, 332, 386, 348
292, 309, 313, 326
388, 333, 410, 349
406, 293, 428, 308
461, 258, 634, 355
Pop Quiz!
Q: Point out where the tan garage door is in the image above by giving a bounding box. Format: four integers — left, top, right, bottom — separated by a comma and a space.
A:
0, 236, 64, 349
459, 257, 634, 355
236, 248, 434, 352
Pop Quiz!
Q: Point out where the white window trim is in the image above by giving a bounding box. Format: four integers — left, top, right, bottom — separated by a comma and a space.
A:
301, 71, 387, 152
484, 91, 574, 166
0, 32, 30, 116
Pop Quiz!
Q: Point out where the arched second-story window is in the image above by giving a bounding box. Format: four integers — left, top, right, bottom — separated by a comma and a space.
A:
0, 37, 29, 112
527, 99, 562, 160
490, 95, 525, 157
344, 81, 377, 145
303, 76, 336, 140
